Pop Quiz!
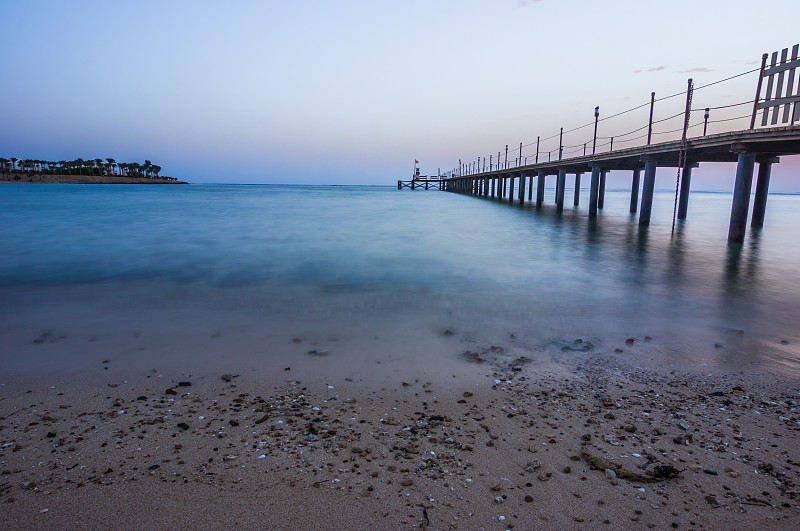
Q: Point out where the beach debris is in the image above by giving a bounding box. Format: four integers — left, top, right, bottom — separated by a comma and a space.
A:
625, 337, 635, 345
177, 422, 189, 430
581, 450, 678, 483
178, 381, 191, 387
460, 351, 486, 363
307, 350, 329, 357
165, 388, 177, 395
524, 495, 533, 503
220, 374, 234, 382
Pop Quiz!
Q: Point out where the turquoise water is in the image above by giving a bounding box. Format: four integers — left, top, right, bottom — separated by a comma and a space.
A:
1, 183, 799, 377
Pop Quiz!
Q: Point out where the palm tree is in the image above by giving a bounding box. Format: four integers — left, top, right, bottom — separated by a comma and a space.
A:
106, 157, 116, 176
152, 164, 161, 179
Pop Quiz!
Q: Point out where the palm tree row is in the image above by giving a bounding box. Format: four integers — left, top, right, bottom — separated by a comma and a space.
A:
0, 157, 179, 181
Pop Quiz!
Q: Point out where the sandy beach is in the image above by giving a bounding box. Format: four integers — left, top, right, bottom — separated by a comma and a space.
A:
2, 326, 798, 530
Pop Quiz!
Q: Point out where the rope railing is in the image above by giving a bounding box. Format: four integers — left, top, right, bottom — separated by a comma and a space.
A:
450, 62, 772, 177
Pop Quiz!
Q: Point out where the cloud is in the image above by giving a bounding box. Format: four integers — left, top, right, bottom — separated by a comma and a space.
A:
680, 67, 712, 73
634, 66, 666, 74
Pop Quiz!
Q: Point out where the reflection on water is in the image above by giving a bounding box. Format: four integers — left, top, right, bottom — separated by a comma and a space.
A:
1, 184, 798, 375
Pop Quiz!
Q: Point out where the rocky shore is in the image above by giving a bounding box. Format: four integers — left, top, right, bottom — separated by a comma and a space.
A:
1, 333, 798, 530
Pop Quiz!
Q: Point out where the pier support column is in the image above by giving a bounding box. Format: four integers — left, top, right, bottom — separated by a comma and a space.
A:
574, 173, 582, 206
630, 169, 641, 213
639, 161, 657, 226
598, 171, 607, 209
728, 153, 756, 242
536, 171, 545, 206
556, 170, 566, 212
528, 172, 534, 201
589, 167, 600, 216
677, 166, 693, 219
484, 177, 489, 197
751, 159, 775, 228
519, 174, 526, 204
509, 176, 515, 204
491, 178, 495, 198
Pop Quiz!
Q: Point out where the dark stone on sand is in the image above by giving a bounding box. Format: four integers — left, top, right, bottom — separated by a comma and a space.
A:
525, 495, 533, 503
703, 469, 718, 475
653, 465, 682, 479
709, 391, 724, 397
46, 432, 56, 438
137, 396, 147, 401
149, 464, 160, 470
165, 388, 177, 395
625, 338, 635, 346
178, 381, 191, 387
220, 374, 233, 382
307, 350, 329, 357
442, 329, 455, 337
177, 423, 190, 430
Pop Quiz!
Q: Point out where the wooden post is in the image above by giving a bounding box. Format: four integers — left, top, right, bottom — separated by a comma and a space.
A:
519, 173, 526, 204
647, 92, 655, 145
411, 180, 415, 190
398, 180, 401, 190
491, 177, 495, 198
598, 171, 607, 209
556, 170, 566, 212
751, 159, 775, 228
509, 175, 515, 203
677, 165, 692, 219
750, 54, 769, 129
589, 167, 600, 217
574, 173, 581, 206
536, 170, 545, 206
630, 169, 641, 213
728, 153, 756, 242
639, 161, 657, 225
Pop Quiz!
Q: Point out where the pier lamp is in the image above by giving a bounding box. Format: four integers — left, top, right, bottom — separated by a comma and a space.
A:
704, 108, 710, 136
592, 106, 600, 155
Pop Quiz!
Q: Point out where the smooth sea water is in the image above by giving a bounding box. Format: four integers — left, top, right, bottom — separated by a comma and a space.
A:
2, 183, 800, 379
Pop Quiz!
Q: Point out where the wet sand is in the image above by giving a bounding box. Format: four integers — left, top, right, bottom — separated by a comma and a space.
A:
1, 324, 798, 530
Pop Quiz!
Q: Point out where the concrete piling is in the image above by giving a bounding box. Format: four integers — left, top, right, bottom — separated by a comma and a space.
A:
728, 153, 756, 242
639, 161, 657, 226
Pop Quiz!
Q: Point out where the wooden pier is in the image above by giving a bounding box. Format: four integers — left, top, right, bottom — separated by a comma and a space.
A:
418, 44, 800, 243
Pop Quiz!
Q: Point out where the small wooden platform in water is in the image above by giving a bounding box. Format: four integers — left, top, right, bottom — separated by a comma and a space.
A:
397, 177, 444, 190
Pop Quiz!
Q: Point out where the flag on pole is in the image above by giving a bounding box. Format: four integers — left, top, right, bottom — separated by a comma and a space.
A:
415, 160, 419, 164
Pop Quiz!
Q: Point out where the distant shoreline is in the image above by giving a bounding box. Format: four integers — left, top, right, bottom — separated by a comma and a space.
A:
0, 172, 188, 184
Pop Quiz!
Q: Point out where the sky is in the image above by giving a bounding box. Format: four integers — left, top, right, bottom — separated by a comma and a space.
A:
1, 0, 799, 189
